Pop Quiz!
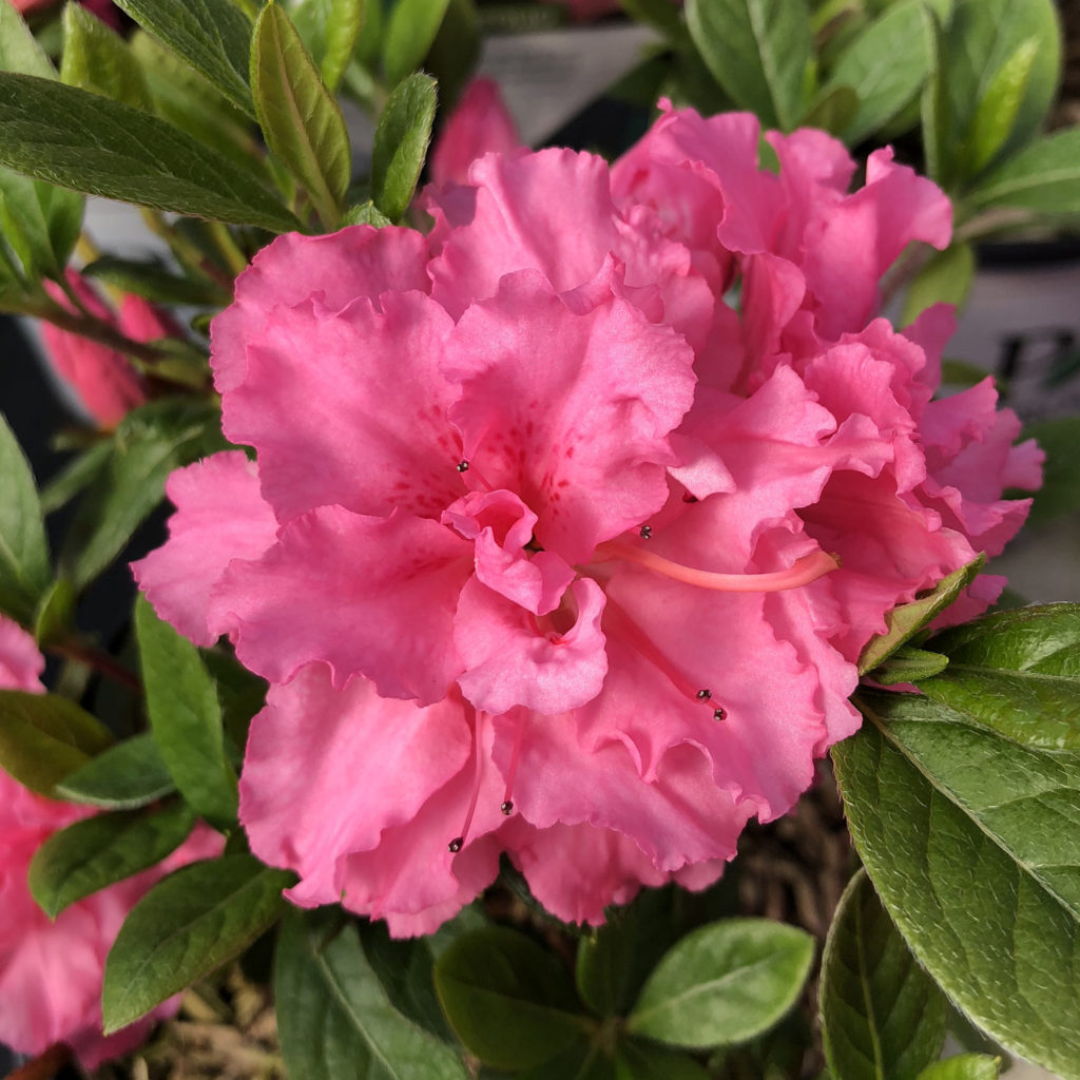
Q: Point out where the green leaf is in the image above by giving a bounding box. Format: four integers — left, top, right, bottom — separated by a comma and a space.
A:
276, 908, 470, 1080
287, 0, 364, 93
617, 0, 686, 39
424, 0, 479, 109
112, 0, 255, 115
28, 801, 195, 917
135, 594, 238, 829
857, 557, 985, 676
0, 412, 50, 624
102, 854, 294, 1034
1022, 416, 1080, 526
0, 0, 56, 78
685, 0, 811, 131
201, 648, 267, 761
434, 926, 591, 1070
920, 5, 949, 184
824, 0, 933, 146
370, 72, 436, 223
59, 400, 228, 590
939, 359, 991, 389
54, 732, 176, 809
626, 919, 814, 1049
832, 689, 1080, 1079
917, 1056, 1000, 1080
802, 84, 858, 138
901, 241, 975, 327
383, 0, 451, 89
40, 443, 112, 516
33, 576, 75, 648
60, 2, 153, 111
871, 646, 950, 686
0, 166, 84, 281
0, 74, 297, 231
820, 869, 947, 1080
341, 200, 391, 227
616, 1043, 708, 1080
0, 690, 113, 794
921, 603, 1080, 751
251, 1, 350, 230
83, 255, 229, 306
966, 128, 1080, 216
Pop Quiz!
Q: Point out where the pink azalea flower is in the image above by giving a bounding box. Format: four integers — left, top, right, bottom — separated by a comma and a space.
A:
0, 615, 222, 1066
430, 78, 520, 188
134, 111, 1039, 935
14, 0, 120, 28
41, 272, 178, 428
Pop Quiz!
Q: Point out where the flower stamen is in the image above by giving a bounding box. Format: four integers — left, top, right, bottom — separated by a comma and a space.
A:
448, 705, 485, 854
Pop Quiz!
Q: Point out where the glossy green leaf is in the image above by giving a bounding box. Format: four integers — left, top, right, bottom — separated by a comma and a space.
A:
0, 74, 297, 231
83, 256, 228, 307
251, 1, 349, 230
833, 690, 1080, 1079
60, 2, 152, 110
825, 0, 933, 146
59, 400, 228, 590
0, 412, 50, 624
371, 72, 436, 223
1022, 416, 1080, 526
201, 649, 267, 761
966, 129, 1080, 215
103, 854, 294, 1033
871, 646, 949, 686
33, 577, 75, 648
922, 603, 1080, 750
136, 594, 238, 828
276, 908, 470, 1080
29, 801, 194, 917
685, 0, 811, 131
917, 1056, 999, 1080
857, 557, 984, 676
0, 0, 56, 78
434, 926, 591, 1070
820, 869, 947, 1080
383, 0, 451, 88
54, 732, 176, 810
112, 0, 255, 115
287, 0, 364, 93
626, 919, 814, 1049
0, 690, 113, 795
901, 242, 975, 327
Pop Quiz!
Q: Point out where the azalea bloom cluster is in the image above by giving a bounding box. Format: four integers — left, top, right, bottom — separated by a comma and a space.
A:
0, 616, 220, 1067
131, 103, 1040, 936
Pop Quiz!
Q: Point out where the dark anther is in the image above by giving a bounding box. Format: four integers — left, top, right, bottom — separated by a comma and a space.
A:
500, 801, 514, 816
456, 460, 470, 473
713, 708, 726, 721
696, 688, 712, 700
639, 525, 653, 540
447, 837, 464, 853
682, 493, 699, 503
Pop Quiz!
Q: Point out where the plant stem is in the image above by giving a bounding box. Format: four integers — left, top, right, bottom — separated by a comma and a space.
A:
26, 298, 171, 365
51, 640, 142, 695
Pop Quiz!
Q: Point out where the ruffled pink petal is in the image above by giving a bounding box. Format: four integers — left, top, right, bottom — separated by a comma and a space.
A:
211, 506, 472, 702
132, 452, 279, 647
0, 615, 44, 692
240, 665, 473, 905
218, 290, 461, 522
455, 578, 608, 715
211, 226, 431, 396
445, 269, 696, 564
430, 78, 520, 187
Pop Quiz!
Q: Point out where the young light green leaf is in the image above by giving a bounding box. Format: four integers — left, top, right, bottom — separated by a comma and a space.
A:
921, 603, 1080, 750
59, 400, 228, 590
901, 241, 975, 327
871, 646, 950, 686
28, 801, 195, 918
60, 2, 153, 111
966, 128, 1080, 215
251, 1, 350, 230
55, 732, 176, 810
341, 200, 391, 227
382, 0, 451, 88
833, 690, 1080, 1079
820, 869, 947, 1080
112, 0, 255, 115
685, 0, 811, 131
917, 1056, 1000, 1080
276, 908, 470, 1080
135, 595, 238, 829
33, 577, 75, 648
371, 72, 436, 223
287, 0, 364, 93
0, 690, 113, 795
825, 0, 933, 146
0, 412, 50, 624
434, 926, 591, 1070
0, 74, 297, 231
102, 854, 295, 1033
0, 0, 55, 77
626, 919, 814, 1049
0, 165, 84, 280
857, 557, 985, 676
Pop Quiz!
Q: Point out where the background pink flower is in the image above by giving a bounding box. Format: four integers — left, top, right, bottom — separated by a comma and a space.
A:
430, 77, 520, 188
